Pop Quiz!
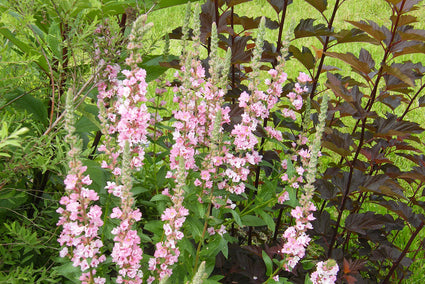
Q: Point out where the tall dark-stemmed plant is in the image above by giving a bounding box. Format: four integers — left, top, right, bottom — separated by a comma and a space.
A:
305, 0, 425, 282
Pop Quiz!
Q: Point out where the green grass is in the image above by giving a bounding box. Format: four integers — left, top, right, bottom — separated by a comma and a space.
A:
145, 0, 425, 282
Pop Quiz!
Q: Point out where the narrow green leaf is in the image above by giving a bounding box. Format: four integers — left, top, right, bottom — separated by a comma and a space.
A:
229, 209, 243, 227
0, 25, 49, 74
241, 215, 266, 227
258, 210, 276, 232
262, 250, 273, 276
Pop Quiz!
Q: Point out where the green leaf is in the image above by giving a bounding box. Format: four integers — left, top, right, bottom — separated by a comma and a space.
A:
241, 215, 266, 227
262, 250, 273, 276
0, 121, 8, 139
283, 186, 299, 208
304, 273, 313, 284
141, 55, 179, 82
132, 186, 149, 196
76, 103, 101, 132
3, 89, 48, 126
228, 208, 243, 227
155, 0, 193, 9
286, 159, 296, 179
150, 194, 170, 202
0, 25, 49, 74
9, 127, 29, 138
47, 22, 62, 59
82, 159, 107, 193
144, 220, 163, 236
258, 210, 276, 232
187, 216, 204, 241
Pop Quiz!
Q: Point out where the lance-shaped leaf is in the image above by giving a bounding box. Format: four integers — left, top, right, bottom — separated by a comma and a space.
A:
0, 25, 49, 74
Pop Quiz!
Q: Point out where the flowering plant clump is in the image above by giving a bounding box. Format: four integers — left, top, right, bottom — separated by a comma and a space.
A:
57, 91, 106, 284
56, 6, 339, 284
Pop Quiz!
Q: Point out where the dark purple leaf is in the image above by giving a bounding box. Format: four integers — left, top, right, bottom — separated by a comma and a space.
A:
399, 29, 425, 42
224, 0, 252, 6
288, 45, 315, 70
322, 130, 354, 157
294, 18, 332, 39
370, 245, 412, 267
334, 28, 380, 45
325, 51, 371, 77
231, 36, 253, 64
200, 2, 234, 43
359, 174, 407, 199
419, 95, 425, 107
304, 0, 328, 13
266, 0, 293, 13
378, 200, 423, 227
390, 14, 418, 26
393, 42, 425, 58
359, 48, 375, 70
360, 145, 392, 165
393, 0, 422, 14
346, 20, 387, 42
262, 150, 280, 176
345, 212, 394, 235
370, 113, 424, 138
377, 92, 403, 110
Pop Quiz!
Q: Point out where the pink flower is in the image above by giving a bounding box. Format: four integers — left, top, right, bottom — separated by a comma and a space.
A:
311, 259, 339, 284
297, 72, 312, 83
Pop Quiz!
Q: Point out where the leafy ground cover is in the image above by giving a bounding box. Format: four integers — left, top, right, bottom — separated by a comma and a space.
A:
1, 0, 425, 283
